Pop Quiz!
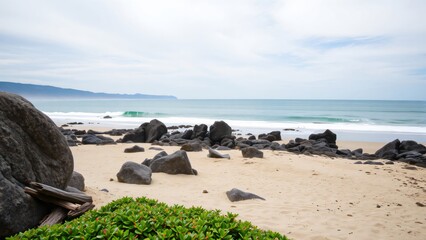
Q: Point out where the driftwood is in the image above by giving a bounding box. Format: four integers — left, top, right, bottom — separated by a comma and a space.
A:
29, 182, 92, 204
24, 182, 95, 226
40, 207, 68, 226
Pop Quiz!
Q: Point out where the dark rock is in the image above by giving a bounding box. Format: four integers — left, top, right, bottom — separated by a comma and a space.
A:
248, 135, 256, 140
258, 133, 267, 139
87, 129, 103, 135
103, 115, 112, 119
284, 128, 296, 131
385, 161, 395, 165
65, 186, 83, 194
208, 148, 230, 159
241, 147, 264, 158
181, 130, 193, 140
149, 147, 164, 151
397, 151, 422, 159
65, 134, 79, 146
192, 124, 208, 139
363, 161, 384, 165
181, 143, 202, 152
122, 119, 167, 143
354, 161, 363, 164
142, 151, 168, 167
150, 150, 196, 175
309, 129, 337, 145
236, 142, 250, 149
167, 126, 179, 130
220, 137, 235, 148
268, 131, 282, 141
375, 139, 400, 160
337, 149, 352, 157
68, 171, 85, 191
124, 145, 145, 153
74, 129, 87, 135
270, 142, 284, 150
100, 188, 109, 192
399, 140, 426, 154
0, 92, 73, 238
216, 146, 232, 151
145, 119, 168, 143
352, 148, 363, 156
116, 161, 152, 185
209, 121, 232, 143
122, 127, 146, 143
82, 134, 115, 145
226, 188, 265, 202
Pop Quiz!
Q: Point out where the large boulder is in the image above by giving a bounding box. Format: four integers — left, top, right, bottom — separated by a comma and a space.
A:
149, 150, 196, 175
122, 119, 167, 143
145, 119, 167, 143
116, 161, 152, 185
0, 92, 73, 238
192, 124, 208, 139
375, 139, 400, 160
309, 129, 337, 146
209, 121, 232, 143
122, 126, 146, 143
399, 140, 426, 154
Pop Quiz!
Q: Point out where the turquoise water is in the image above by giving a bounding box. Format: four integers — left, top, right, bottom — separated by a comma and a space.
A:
30, 99, 426, 142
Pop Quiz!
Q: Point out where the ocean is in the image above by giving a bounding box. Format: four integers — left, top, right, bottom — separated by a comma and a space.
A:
29, 99, 426, 142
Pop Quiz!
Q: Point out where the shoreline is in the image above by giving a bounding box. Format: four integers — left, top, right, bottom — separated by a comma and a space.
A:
63, 122, 426, 240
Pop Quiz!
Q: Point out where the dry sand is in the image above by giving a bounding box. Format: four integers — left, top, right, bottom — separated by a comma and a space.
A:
70, 130, 426, 240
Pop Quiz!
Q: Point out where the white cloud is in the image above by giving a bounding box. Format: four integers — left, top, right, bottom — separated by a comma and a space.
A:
0, 0, 425, 99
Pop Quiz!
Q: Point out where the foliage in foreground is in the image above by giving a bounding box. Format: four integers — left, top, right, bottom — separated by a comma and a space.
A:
9, 197, 287, 239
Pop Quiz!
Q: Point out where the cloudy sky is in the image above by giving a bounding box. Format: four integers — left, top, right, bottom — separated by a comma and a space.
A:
0, 0, 425, 99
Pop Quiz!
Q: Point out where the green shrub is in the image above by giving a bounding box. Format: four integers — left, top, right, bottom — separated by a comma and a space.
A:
8, 197, 288, 239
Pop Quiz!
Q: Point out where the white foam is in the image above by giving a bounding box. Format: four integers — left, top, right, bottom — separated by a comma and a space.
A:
46, 111, 426, 136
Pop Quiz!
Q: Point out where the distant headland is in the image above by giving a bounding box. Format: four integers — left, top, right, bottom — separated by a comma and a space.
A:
0, 81, 177, 100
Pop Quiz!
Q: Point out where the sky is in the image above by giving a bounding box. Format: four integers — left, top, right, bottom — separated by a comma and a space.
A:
0, 0, 425, 100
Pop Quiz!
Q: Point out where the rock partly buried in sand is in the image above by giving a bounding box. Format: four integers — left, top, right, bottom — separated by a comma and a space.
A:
208, 148, 230, 159
124, 145, 145, 153
116, 161, 152, 185
68, 171, 85, 191
180, 143, 202, 152
209, 121, 232, 143
149, 150, 196, 175
226, 188, 265, 202
82, 134, 115, 145
0, 92, 73, 238
241, 147, 264, 158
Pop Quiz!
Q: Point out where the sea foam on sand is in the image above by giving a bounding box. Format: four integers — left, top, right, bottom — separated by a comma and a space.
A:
70, 129, 426, 240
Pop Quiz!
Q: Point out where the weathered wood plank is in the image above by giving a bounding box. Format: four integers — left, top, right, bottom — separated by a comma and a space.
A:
29, 182, 92, 204
40, 207, 68, 226
68, 202, 95, 219
24, 187, 80, 210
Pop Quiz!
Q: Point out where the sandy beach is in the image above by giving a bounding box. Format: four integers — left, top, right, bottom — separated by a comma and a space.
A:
68, 127, 426, 240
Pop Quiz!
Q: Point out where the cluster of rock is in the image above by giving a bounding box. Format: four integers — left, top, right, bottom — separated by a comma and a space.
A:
117, 150, 197, 185
60, 118, 426, 167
